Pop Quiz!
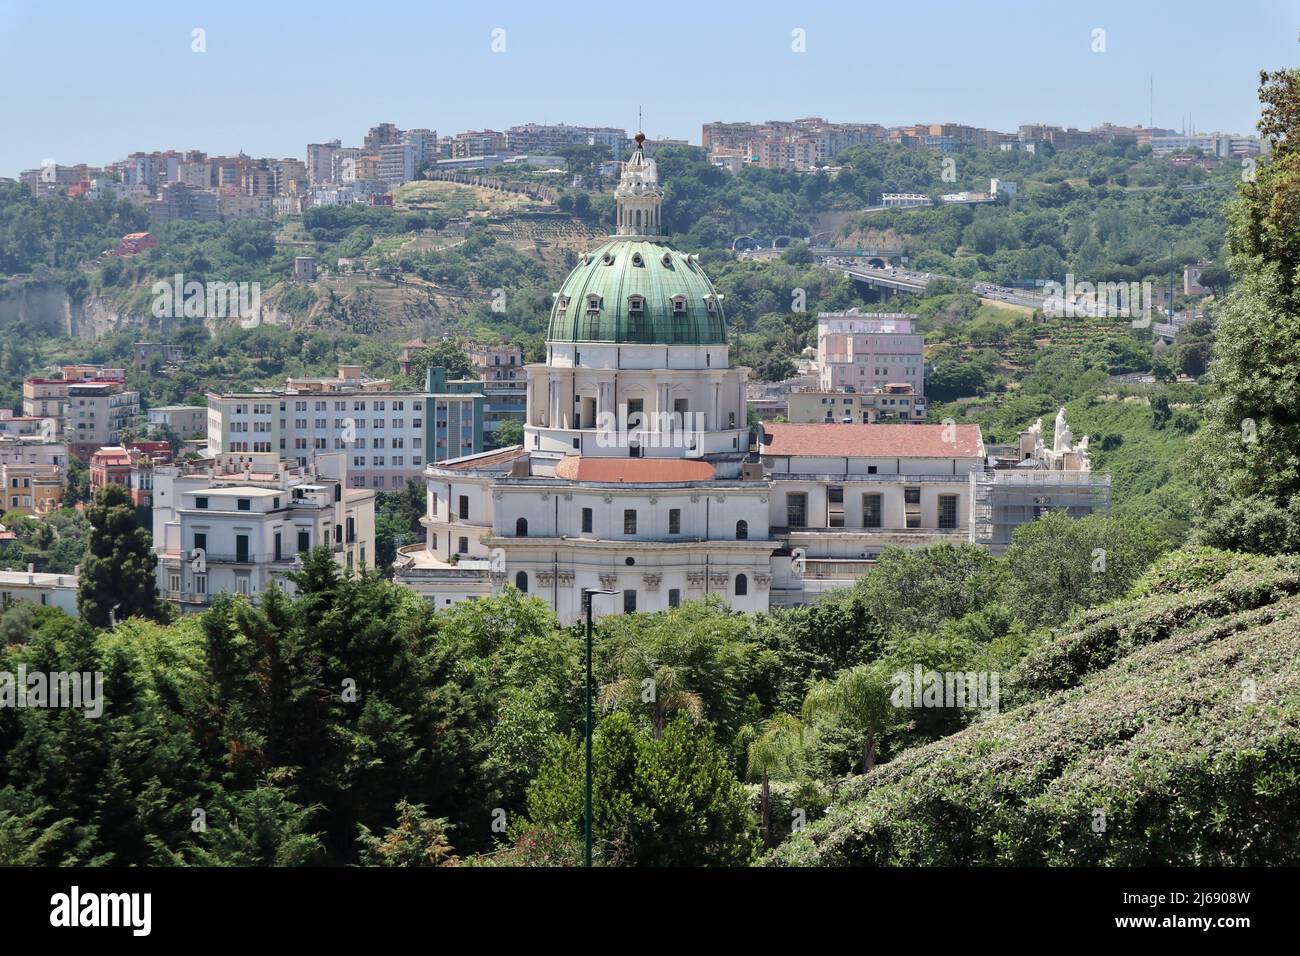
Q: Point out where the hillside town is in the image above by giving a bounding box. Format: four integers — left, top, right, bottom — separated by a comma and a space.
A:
2, 0, 1298, 905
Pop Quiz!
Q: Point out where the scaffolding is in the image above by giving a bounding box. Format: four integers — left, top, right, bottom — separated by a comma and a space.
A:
969, 469, 1111, 551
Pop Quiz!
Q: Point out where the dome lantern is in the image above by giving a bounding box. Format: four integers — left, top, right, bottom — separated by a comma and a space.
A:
614, 133, 663, 239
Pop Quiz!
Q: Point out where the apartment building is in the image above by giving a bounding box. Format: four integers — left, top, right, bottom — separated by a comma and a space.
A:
206, 365, 484, 491
786, 383, 927, 423
816, 312, 926, 394
402, 129, 439, 169
365, 123, 402, 149
1, 462, 63, 515
469, 343, 525, 382
0, 412, 56, 439
378, 143, 416, 185
307, 140, 341, 184
22, 370, 138, 459
148, 182, 219, 223
64, 382, 141, 460
146, 403, 206, 437
449, 130, 507, 157
152, 454, 375, 612
0, 435, 67, 469
505, 123, 627, 157
0, 569, 79, 615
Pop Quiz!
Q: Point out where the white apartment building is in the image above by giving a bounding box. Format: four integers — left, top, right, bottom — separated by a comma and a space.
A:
147, 405, 207, 438
0, 435, 67, 468
402, 129, 439, 169
0, 569, 79, 616
206, 366, 483, 491
816, 312, 925, 394
378, 144, 416, 185
152, 454, 375, 612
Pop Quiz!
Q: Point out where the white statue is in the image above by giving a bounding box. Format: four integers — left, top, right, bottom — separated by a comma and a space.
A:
1028, 417, 1044, 456
1076, 434, 1091, 471
1053, 407, 1072, 453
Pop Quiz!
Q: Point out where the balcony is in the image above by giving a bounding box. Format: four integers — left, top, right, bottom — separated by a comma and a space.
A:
194, 552, 251, 565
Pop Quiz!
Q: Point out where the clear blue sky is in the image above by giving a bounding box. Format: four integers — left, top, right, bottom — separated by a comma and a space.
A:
1, 0, 1296, 176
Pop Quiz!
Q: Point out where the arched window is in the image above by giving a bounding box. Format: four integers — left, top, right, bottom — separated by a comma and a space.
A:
516, 517, 528, 537
515, 571, 528, 593
736, 520, 748, 540
735, 574, 748, 596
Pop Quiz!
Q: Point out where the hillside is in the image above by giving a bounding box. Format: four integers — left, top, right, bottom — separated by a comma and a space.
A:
768, 549, 1300, 866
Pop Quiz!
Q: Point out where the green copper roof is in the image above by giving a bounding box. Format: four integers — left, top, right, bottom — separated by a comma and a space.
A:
546, 239, 727, 345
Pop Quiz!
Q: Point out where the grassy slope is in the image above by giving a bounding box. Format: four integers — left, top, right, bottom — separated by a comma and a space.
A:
768, 552, 1300, 866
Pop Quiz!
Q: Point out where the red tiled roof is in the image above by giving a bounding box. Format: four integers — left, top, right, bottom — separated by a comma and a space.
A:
91, 450, 133, 466
760, 422, 984, 459
554, 456, 716, 483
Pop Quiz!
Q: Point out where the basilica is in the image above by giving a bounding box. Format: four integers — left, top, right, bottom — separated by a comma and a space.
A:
393, 135, 1108, 623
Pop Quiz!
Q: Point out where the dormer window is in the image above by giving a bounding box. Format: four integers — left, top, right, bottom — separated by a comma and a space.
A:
586, 294, 602, 312
631, 252, 644, 267
556, 295, 569, 315
628, 295, 645, 313
661, 252, 673, 267
704, 295, 718, 313
602, 252, 615, 265
671, 295, 687, 314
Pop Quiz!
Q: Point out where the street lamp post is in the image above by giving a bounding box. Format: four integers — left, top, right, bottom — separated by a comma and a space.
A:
582, 587, 620, 868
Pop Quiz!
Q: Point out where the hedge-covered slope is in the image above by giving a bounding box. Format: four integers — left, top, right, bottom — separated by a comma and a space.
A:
768, 550, 1300, 866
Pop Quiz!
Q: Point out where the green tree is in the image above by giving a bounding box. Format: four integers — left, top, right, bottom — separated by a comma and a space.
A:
1191, 68, 1300, 553
357, 800, 458, 866
801, 661, 902, 775
745, 713, 807, 847
857, 543, 1007, 642
596, 597, 754, 744
404, 340, 475, 386
525, 712, 758, 866
1003, 512, 1167, 630
492, 419, 524, 449
77, 483, 163, 628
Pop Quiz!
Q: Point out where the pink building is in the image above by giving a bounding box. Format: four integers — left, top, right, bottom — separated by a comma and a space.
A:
816, 312, 925, 395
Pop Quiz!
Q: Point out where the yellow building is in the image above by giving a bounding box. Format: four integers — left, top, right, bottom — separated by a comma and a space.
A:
2, 462, 64, 515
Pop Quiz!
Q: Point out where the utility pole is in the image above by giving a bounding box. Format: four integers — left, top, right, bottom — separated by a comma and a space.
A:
582, 587, 619, 867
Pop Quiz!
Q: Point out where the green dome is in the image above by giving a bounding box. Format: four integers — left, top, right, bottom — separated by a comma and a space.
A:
546, 239, 727, 345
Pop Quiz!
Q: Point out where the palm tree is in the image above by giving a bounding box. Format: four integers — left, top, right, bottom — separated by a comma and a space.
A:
595, 598, 751, 740
802, 662, 900, 775
600, 662, 703, 739
746, 714, 808, 847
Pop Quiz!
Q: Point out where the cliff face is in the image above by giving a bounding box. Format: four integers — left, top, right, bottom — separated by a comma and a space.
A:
768, 549, 1300, 866
0, 282, 159, 338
